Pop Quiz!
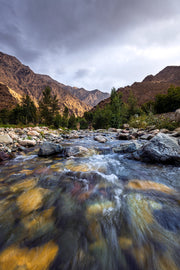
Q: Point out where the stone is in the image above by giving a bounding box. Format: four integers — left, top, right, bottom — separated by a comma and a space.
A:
8, 132, 19, 140
113, 142, 141, 153
27, 130, 40, 137
65, 146, 90, 157
18, 139, 36, 147
140, 134, 154, 140
117, 133, 130, 140
0, 134, 13, 144
0, 241, 58, 270
94, 135, 107, 143
119, 237, 132, 250
38, 142, 63, 156
127, 179, 175, 194
17, 187, 47, 215
175, 108, 180, 122
134, 133, 180, 165
0, 151, 14, 161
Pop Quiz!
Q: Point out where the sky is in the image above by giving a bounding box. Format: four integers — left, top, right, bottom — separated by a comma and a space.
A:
0, 0, 180, 93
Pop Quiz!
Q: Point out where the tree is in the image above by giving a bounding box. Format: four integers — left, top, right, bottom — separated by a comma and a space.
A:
68, 113, 77, 129
39, 86, 59, 125
21, 94, 37, 124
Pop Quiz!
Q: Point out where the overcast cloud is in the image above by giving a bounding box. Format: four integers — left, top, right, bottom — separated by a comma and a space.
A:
0, 0, 180, 92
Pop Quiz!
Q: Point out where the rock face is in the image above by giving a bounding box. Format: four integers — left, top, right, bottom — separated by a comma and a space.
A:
0, 52, 108, 116
93, 66, 180, 110
0, 83, 18, 110
67, 87, 109, 107
38, 142, 63, 157
134, 133, 180, 165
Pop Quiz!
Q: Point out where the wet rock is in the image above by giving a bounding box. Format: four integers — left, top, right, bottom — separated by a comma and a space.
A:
175, 108, 180, 122
0, 151, 14, 161
140, 134, 154, 140
119, 237, 132, 250
117, 133, 130, 140
18, 139, 36, 147
94, 135, 107, 143
133, 133, 180, 165
65, 145, 90, 157
127, 179, 175, 194
38, 142, 63, 156
17, 187, 48, 215
0, 240, 58, 270
0, 134, 13, 144
113, 142, 141, 153
86, 201, 114, 217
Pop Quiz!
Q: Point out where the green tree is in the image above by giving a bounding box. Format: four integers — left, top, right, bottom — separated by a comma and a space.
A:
21, 94, 37, 124
39, 86, 59, 125
68, 113, 77, 129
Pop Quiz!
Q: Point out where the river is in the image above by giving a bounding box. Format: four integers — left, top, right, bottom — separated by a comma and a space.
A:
0, 134, 179, 270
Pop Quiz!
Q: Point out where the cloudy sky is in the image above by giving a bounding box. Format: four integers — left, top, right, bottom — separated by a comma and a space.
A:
0, 0, 180, 93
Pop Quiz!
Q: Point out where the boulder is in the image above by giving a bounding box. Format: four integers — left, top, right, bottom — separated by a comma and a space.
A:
18, 139, 36, 147
117, 133, 130, 140
94, 135, 107, 143
27, 130, 40, 137
0, 134, 13, 144
0, 151, 14, 161
175, 108, 180, 122
133, 133, 180, 165
113, 142, 141, 153
65, 145, 89, 157
38, 142, 63, 157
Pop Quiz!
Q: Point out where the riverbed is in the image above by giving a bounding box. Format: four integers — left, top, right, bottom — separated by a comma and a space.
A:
0, 134, 179, 270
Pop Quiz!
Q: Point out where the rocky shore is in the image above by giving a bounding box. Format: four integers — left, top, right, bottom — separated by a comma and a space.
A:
0, 125, 180, 165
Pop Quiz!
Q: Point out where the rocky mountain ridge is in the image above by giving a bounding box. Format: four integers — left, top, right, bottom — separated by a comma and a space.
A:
94, 66, 180, 110
0, 52, 109, 116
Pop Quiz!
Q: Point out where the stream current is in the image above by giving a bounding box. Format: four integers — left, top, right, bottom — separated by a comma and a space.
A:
0, 134, 179, 270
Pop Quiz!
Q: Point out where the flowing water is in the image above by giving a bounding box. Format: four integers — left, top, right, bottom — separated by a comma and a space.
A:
0, 135, 179, 270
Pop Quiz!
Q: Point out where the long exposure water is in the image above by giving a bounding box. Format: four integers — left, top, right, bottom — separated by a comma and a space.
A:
0, 135, 179, 270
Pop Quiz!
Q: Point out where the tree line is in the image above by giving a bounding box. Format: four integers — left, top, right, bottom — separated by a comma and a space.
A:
0, 85, 179, 129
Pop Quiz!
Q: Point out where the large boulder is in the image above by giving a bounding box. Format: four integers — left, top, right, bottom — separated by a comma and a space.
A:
0, 134, 13, 144
65, 145, 89, 157
133, 133, 180, 165
38, 142, 63, 157
175, 108, 180, 122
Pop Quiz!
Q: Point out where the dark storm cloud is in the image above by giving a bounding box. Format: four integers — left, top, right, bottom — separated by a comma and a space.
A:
0, 0, 180, 91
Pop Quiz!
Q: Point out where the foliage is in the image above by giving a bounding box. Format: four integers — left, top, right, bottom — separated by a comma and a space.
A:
154, 86, 180, 113
68, 113, 77, 129
129, 113, 179, 131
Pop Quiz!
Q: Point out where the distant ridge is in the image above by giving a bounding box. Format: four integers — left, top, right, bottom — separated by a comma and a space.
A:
93, 66, 180, 110
0, 52, 109, 115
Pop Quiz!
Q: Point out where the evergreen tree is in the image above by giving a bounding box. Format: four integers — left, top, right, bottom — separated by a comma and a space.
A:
21, 94, 37, 124
39, 86, 59, 125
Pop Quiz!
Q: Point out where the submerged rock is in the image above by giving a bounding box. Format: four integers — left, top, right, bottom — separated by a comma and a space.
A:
38, 142, 63, 156
0, 240, 58, 270
0, 151, 14, 161
65, 145, 89, 157
127, 179, 175, 194
132, 133, 180, 165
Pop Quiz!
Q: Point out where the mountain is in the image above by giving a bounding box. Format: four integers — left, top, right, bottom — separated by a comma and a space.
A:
0, 52, 108, 116
0, 83, 19, 110
93, 66, 180, 110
